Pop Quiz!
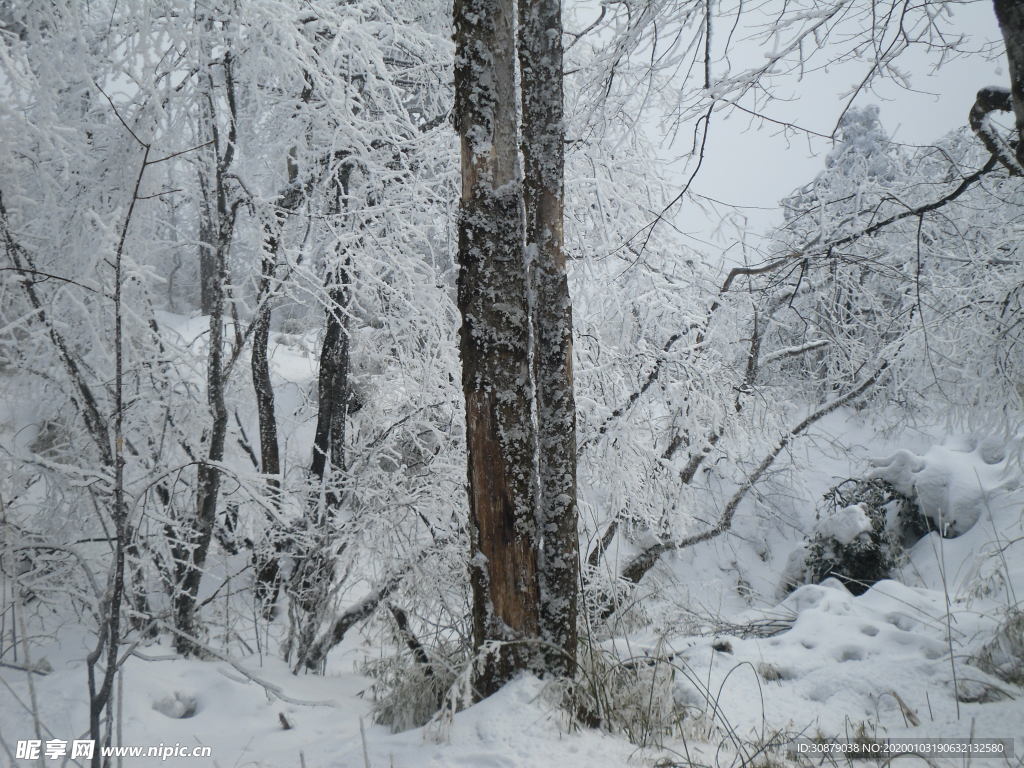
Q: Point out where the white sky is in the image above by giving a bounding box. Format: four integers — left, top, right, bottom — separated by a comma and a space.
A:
653, 1, 1007, 256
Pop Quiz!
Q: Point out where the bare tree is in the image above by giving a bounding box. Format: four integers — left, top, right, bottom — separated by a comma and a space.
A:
173, 44, 242, 654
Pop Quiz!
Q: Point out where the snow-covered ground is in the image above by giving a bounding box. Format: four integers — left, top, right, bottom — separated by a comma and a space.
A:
2, 410, 1021, 768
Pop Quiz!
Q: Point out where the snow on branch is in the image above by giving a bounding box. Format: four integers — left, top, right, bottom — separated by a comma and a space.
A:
617, 360, 890, 587
969, 86, 1023, 176
760, 338, 830, 367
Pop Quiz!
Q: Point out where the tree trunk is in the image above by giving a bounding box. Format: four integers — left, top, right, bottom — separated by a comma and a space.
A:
292, 164, 354, 648
454, 0, 541, 697
310, 267, 351, 511
518, 0, 578, 679
252, 257, 281, 489
994, 0, 1024, 165
198, 211, 218, 316
174, 223, 230, 654
251, 230, 282, 617
309, 163, 354, 512
173, 57, 235, 654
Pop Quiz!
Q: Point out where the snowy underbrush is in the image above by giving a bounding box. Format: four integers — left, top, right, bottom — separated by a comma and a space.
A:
362, 636, 465, 732
613, 422, 1024, 761
3, 393, 1023, 768
367, 421, 1024, 764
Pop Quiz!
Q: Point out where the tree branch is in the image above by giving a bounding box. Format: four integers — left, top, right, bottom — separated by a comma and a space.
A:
969, 86, 1022, 176
617, 361, 889, 587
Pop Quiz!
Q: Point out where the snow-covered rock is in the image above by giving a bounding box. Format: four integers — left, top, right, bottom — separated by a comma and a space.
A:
781, 480, 906, 596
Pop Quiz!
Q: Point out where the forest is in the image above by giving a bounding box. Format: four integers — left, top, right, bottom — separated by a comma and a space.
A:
1, 1, 1023, 767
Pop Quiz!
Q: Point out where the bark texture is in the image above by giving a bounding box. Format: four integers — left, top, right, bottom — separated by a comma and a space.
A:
310, 266, 351, 508
454, 0, 541, 697
252, 237, 282, 492
518, 0, 578, 678
994, 0, 1024, 165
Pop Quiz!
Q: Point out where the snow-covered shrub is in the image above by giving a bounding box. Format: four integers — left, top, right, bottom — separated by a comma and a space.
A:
365, 645, 462, 732
364, 605, 472, 732
972, 610, 1024, 686
783, 479, 913, 595
867, 439, 1017, 537
568, 641, 678, 748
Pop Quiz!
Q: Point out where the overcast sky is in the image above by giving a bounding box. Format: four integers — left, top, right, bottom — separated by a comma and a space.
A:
655, 1, 1007, 259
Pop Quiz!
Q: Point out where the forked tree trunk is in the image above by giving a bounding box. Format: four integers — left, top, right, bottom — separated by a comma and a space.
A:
518, 0, 578, 678
310, 165, 354, 512
310, 267, 351, 511
454, 0, 541, 697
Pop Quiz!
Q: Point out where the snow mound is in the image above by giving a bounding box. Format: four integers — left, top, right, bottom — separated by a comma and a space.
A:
867, 437, 1019, 536
815, 503, 872, 545
152, 691, 199, 719
660, 576, 1017, 747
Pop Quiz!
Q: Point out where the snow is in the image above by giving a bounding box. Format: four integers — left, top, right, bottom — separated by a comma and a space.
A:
867, 438, 1020, 536
3, 415, 1022, 766
814, 504, 872, 545
0, 635, 657, 768
4, 4, 1022, 765
605, 416, 1024, 759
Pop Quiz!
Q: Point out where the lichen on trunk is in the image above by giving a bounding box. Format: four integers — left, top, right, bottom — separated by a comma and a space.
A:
454, 0, 542, 697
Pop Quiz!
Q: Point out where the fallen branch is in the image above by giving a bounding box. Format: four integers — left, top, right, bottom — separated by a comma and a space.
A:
155, 622, 336, 707
0, 660, 51, 676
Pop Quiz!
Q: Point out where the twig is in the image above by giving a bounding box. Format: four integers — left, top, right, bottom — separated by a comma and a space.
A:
0, 660, 50, 675
359, 717, 371, 768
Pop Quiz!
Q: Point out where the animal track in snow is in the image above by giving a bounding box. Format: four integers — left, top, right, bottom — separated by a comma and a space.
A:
836, 646, 866, 662
885, 612, 917, 631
